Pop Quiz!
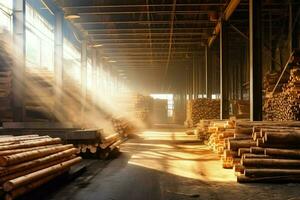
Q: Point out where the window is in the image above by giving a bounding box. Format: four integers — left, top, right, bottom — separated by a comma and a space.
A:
63, 38, 81, 82
0, 0, 13, 32
25, 3, 54, 70
150, 94, 174, 117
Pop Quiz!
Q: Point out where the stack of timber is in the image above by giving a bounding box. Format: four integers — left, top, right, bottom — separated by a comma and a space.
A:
0, 36, 14, 123
0, 135, 81, 200
185, 99, 220, 128
66, 129, 122, 159
231, 100, 250, 119
206, 119, 236, 161
0, 70, 13, 123
25, 68, 55, 122
133, 94, 153, 127
264, 68, 300, 120
193, 119, 234, 143
263, 70, 289, 95
112, 117, 135, 137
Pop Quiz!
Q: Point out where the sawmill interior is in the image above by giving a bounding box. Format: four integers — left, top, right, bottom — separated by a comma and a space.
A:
1, 0, 300, 199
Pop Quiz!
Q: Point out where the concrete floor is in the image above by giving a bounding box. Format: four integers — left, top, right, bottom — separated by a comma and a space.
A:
42, 128, 300, 200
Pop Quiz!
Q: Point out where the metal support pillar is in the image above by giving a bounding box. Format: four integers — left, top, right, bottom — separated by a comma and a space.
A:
12, 0, 25, 121
205, 46, 211, 99
249, 0, 263, 121
192, 54, 196, 99
54, 11, 64, 120
220, 20, 229, 120
81, 40, 87, 121
92, 48, 97, 105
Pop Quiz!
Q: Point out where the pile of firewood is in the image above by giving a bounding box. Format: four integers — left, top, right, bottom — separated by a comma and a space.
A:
112, 118, 135, 137
0, 134, 81, 199
0, 36, 13, 123
25, 68, 55, 122
209, 120, 300, 183
185, 99, 220, 127
264, 68, 300, 120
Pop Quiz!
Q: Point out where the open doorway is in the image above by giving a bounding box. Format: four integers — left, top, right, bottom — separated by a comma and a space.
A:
150, 94, 174, 124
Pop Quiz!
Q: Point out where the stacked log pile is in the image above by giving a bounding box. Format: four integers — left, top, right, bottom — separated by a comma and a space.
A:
133, 94, 153, 127
66, 129, 122, 159
264, 68, 300, 120
208, 120, 300, 183
112, 117, 135, 137
25, 68, 55, 122
185, 99, 220, 127
0, 135, 81, 199
0, 36, 14, 123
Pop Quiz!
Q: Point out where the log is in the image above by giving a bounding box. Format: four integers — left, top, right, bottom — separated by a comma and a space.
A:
237, 174, 300, 183
3, 156, 81, 191
0, 138, 61, 151
228, 139, 256, 151
0, 144, 62, 156
242, 153, 271, 159
0, 144, 74, 166
0, 154, 76, 183
264, 148, 300, 158
238, 148, 250, 156
0, 148, 79, 177
244, 168, 300, 177
250, 147, 265, 154
264, 132, 300, 145
5, 170, 68, 200
241, 158, 300, 168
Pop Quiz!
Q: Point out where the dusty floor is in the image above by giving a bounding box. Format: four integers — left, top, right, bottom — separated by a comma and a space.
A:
31, 128, 300, 200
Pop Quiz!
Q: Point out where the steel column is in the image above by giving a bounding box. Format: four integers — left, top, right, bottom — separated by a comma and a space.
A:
81, 40, 87, 120
12, 0, 25, 121
249, 0, 263, 121
54, 11, 64, 120
220, 21, 229, 120
92, 48, 97, 104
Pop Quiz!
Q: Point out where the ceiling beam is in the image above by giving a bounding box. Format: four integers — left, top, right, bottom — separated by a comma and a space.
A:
76, 20, 215, 25
208, 0, 241, 46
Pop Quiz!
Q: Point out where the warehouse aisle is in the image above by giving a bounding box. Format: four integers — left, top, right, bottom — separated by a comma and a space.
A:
47, 128, 300, 200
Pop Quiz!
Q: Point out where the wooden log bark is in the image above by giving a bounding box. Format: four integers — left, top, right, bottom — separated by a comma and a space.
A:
0, 154, 76, 183
228, 139, 256, 151
5, 170, 68, 200
3, 156, 81, 192
237, 174, 300, 183
238, 148, 250, 156
0, 148, 79, 177
244, 168, 300, 177
264, 132, 300, 145
0, 144, 62, 156
0, 144, 73, 166
241, 158, 300, 168
250, 147, 265, 154
0, 138, 61, 151
264, 148, 300, 158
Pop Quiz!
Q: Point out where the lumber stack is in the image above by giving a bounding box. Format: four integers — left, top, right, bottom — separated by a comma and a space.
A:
112, 117, 135, 137
66, 129, 122, 159
206, 119, 236, 166
0, 135, 81, 200
185, 99, 220, 128
0, 36, 14, 123
25, 68, 55, 122
209, 120, 300, 183
264, 68, 300, 120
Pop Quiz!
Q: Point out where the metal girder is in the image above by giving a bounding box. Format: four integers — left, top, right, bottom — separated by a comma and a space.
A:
91, 38, 204, 41
86, 27, 214, 32
88, 32, 208, 36
13, 0, 26, 121
81, 40, 87, 120
54, 10, 64, 119
249, 0, 263, 121
208, 0, 241, 46
59, 3, 226, 9
65, 10, 214, 15
92, 42, 204, 45
220, 21, 229, 120
76, 20, 214, 25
